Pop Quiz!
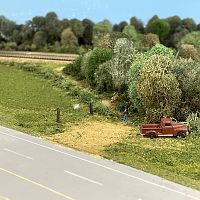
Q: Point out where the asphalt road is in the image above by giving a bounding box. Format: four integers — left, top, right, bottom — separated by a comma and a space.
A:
0, 126, 200, 200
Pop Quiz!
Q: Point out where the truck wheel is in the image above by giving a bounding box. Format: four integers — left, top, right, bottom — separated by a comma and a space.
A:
177, 132, 186, 138
149, 133, 156, 139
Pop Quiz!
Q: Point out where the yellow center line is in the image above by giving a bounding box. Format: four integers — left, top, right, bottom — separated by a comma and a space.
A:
0, 194, 9, 200
0, 167, 75, 200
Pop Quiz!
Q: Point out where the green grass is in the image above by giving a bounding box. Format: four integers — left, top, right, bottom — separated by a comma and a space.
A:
103, 132, 200, 190
0, 65, 89, 136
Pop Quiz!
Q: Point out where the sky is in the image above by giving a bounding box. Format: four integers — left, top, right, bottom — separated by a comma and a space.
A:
0, 0, 200, 25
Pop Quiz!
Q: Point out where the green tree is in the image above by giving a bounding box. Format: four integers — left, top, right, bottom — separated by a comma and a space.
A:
81, 48, 112, 86
137, 55, 181, 122
111, 38, 138, 91
179, 31, 200, 53
61, 28, 78, 48
33, 31, 47, 49
182, 18, 197, 32
147, 19, 170, 42
123, 25, 138, 43
130, 16, 144, 33
93, 19, 112, 34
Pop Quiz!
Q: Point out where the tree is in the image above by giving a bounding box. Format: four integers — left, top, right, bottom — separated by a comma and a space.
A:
173, 59, 200, 119
70, 19, 84, 39
178, 44, 198, 60
33, 31, 47, 49
93, 19, 112, 34
31, 16, 46, 32
123, 25, 138, 43
147, 19, 170, 42
128, 44, 174, 112
182, 18, 197, 32
61, 28, 78, 48
83, 24, 93, 45
179, 31, 200, 53
137, 55, 181, 122
81, 48, 113, 86
142, 33, 160, 50
146, 15, 159, 33
94, 32, 129, 49
44, 12, 60, 44
110, 38, 138, 91
130, 16, 144, 33
0, 16, 16, 40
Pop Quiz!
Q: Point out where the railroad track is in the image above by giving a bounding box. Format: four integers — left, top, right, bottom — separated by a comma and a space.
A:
0, 51, 79, 61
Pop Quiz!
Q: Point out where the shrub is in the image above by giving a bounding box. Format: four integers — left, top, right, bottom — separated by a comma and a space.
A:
178, 44, 199, 60
63, 56, 83, 78
94, 32, 129, 50
173, 58, 200, 116
187, 113, 200, 135
110, 38, 138, 91
137, 55, 181, 122
81, 48, 112, 86
95, 60, 113, 92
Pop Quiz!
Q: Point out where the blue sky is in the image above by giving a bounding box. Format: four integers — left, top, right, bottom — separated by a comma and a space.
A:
1, 0, 200, 25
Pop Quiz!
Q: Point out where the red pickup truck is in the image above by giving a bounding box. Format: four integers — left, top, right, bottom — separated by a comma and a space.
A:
140, 118, 188, 139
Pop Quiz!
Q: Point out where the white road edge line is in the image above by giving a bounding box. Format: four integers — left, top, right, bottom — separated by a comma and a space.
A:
64, 170, 103, 186
4, 148, 33, 160
0, 130, 199, 200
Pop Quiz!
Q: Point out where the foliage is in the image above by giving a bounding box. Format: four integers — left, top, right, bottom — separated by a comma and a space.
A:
137, 55, 181, 122
61, 28, 78, 48
95, 60, 113, 92
142, 33, 160, 50
147, 19, 170, 42
179, 31, 200, 53
178, 44, 198, 60
33, 31, 47, 49
187, 113, 200, 135
63, 56, 83, 78
94, 32, 128, 49
111, 38, 137, 91
173, 59, 200, 119
81, 48, 113, 86
122, 25, 138, 43
93, 19, 112, 34
130, 16, 144, 33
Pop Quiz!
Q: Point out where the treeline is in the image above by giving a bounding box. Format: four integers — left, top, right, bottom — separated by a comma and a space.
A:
64, 42, 200, 132
0, 12, 200, 56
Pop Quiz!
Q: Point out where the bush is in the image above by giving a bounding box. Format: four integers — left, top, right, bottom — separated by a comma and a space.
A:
94, 32, 129, 50
95, 60, 113, 92
110, 38, 137, 91
63, 56, 83, 78
173, 58, 200, 117
187, 113, 200, 135
178, 44, 199, 60
137, 55, 181, 122
81, 48, 113, 86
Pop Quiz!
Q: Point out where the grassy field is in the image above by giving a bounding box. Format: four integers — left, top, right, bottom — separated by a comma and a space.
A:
0, 61, 199, 191
0, 65, 89, 136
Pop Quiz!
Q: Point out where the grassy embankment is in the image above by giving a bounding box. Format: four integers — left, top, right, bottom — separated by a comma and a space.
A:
0, 61, 199, 190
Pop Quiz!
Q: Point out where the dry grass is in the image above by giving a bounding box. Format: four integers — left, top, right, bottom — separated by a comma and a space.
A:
44, 119, 133, 155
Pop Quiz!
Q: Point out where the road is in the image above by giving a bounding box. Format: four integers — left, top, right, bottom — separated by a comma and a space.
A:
0, 126, 200, 200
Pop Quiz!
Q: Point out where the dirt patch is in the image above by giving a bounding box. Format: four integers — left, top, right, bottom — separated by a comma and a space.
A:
45, 120, 133, 155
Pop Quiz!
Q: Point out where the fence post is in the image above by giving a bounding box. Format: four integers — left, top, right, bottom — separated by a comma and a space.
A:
89, 102, 93, 115
56, 107, 61, 123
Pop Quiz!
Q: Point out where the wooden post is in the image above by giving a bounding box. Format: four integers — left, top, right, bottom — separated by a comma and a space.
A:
89, 102, 93, 115
56, 107, 61, 123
